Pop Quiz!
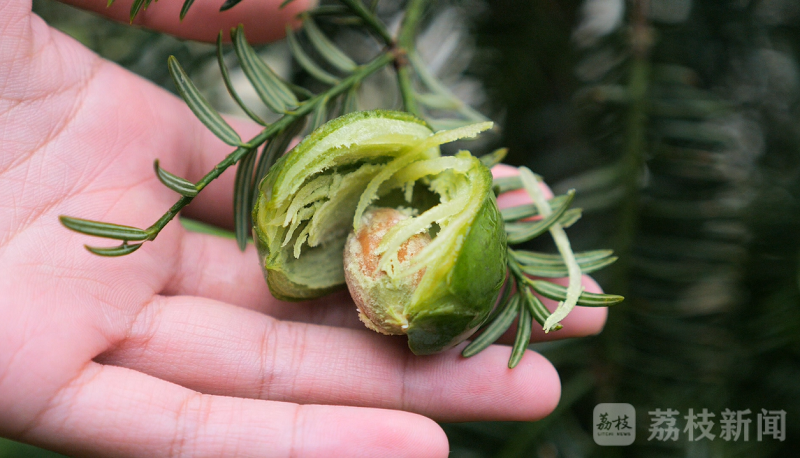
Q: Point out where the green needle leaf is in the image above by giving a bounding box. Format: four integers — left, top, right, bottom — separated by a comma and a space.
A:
408, 51, 489, 123
219, 0, 244, 12
479, 148, 508, 169
527, 280, 625, 307
86, 242, 143, 257
513, 249, 615, 266
234, 147, 258, 251
302, 17, 357, 73
254, 142, 276, 193
305, 5, 352, 18
279, 0, 297, 8
492, 175, 523, 194
341, 85, 359, 114
339, 0, 393, 43
286, 26, 340, 85
129, 0, 145, 23
285, 81, 314, 100
514, 255, 618, 278
462, 295, 521, 358
60, 216, 150, 241
231, 25, 299, 113
254, 116, 307, 186
512, 249, 617, 277
508, 299, 532, 368
415, 92, 461, 110
520, 256, 617, 278
310, 97, 329, 132
557, 208, 583, 228
179, 0, 195, 20
181, 218, 236, 240
483, 276, 513, 325
521, 286, 559, 330
505, 190, 576, 244
154, 160, 198, 197
167, 56, 243, 147
216, 32, 268, 126
501, 194, 570, 222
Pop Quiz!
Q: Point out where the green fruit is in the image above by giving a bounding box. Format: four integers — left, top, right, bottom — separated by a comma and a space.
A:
253, 110, 507, 354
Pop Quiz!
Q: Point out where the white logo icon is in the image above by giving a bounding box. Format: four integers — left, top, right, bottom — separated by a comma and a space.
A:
594, 403, 636, 446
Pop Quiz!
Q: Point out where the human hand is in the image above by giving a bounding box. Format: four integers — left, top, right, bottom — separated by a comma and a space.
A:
0, 1, 606, 456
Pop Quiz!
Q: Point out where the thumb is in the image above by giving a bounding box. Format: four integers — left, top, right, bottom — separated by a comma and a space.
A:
60, 0, 315, 43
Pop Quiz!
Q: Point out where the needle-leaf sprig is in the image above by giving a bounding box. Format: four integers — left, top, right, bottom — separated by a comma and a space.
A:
462, 164, 624, 368
61, 0, 622, 366
62, 0, 430, 255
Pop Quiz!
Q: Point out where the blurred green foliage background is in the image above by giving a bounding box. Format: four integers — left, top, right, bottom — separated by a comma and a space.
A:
5, 0, 799, 456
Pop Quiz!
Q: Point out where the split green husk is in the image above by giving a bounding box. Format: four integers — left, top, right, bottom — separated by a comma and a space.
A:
253, 110, 507, 354
252, 110, 624, 359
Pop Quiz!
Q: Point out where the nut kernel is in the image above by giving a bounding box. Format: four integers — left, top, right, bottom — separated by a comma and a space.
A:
343, 208, 431, 335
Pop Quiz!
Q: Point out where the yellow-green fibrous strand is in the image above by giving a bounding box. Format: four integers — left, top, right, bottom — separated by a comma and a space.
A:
519, 167, 583, 332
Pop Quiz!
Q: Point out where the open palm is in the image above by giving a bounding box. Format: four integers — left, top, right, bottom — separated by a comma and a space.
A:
0, 1, 607, 456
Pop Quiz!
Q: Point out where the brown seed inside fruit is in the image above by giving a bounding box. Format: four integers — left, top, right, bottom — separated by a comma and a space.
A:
343, 208, 431, 335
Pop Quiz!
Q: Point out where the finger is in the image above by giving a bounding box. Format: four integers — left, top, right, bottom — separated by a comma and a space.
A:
63, 0, 312, 43
97, 294, 562, 423
22, 362, 448, 458
13, 20, 264, 235
135, 101, 263, 231
67, 63, 264, 232
165, 229, 606, 337
163, 230, 364, 327
28, 0, 294, 231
